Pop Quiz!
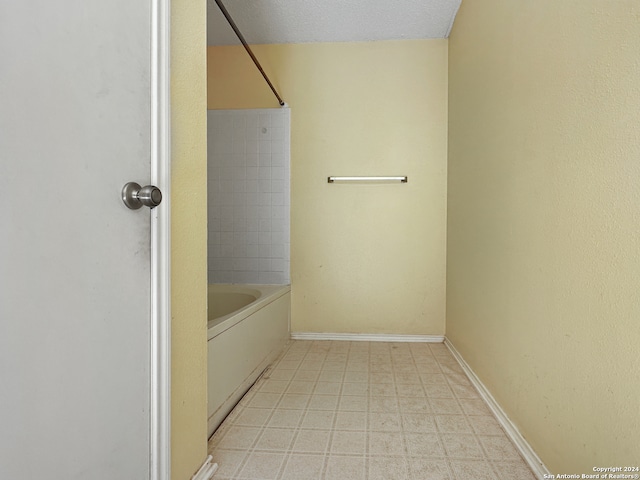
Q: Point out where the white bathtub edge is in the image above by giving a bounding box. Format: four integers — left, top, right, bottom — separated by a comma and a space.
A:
208, 284, 290, 341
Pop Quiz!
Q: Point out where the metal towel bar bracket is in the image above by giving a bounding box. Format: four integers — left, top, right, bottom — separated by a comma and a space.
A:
327, 176, 408, 183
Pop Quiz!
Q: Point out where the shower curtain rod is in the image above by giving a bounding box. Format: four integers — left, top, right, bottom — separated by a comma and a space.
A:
214, 0, 286, 107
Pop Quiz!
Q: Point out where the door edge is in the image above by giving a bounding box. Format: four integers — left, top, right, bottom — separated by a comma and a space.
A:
150, 0, 171, 478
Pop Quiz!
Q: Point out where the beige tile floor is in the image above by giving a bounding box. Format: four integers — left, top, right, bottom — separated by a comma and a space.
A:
208, 340, 538, 480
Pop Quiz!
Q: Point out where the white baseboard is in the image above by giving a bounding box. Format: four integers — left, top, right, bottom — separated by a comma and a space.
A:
191, 455, 218, 480
444, 338, 550, 479
291, 332, 445, 343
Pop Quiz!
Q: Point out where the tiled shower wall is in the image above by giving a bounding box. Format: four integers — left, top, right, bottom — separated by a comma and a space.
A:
207, 109, 290, 284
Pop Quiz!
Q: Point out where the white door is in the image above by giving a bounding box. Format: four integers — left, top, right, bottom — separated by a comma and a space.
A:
0, 1, 169, 479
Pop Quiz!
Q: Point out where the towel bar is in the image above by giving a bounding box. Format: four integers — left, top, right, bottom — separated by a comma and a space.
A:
327, 176, 408, 183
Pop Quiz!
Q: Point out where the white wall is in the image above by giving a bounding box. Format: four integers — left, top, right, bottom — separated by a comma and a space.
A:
207, 109, 291, 284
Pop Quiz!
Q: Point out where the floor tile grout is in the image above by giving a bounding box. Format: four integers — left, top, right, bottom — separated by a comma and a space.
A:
208, 340, 537, 480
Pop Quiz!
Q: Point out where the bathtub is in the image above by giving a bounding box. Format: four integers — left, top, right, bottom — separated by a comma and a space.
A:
207, 284, 290, 437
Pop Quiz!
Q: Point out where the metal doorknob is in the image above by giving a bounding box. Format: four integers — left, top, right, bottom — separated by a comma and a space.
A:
122, 182, 163, 210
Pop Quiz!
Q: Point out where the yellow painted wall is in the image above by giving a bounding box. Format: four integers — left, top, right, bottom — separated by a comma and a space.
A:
208, 40, 448, 335
447, 0, 640, 474
171, 0, 208, 478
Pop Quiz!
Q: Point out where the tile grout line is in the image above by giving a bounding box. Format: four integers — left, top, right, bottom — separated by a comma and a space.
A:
324, 341, 347, 479
234, 346, 291, 475
392, 345, 411, 479
431, 351, 473, 479
209, 340, 539, 480
267, 342, 306, 479
271, 341, 305, 480
210, 344, 288, 478
420, 345, 457, 480
276, 340, 325, 479
239, 340, 301, 479
407, 344, 430, 480
436, 344, 508, 479
312, 340, 335, 479
434, 344, 475, 480
360, 341, 371, 480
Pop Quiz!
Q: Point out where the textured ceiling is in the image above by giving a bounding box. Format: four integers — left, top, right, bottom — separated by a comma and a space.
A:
207, 0, 462, 46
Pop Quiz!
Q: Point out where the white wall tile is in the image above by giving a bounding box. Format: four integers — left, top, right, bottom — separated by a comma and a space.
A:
271, 154, 285, 166
258, 140, 271, 154
232, 258, 249, 272
219, 180, 234, 194
211, 245, 222, 260
220, 232, 233, 246
219, 206, 233, 219
259, 232, 272, 245
271, 259, 285, 272
272, 206, 286, 220
246, 180, 258, 193
245, 127, 258, 141
232, 137, 245, 154
207, 108, 291, 284
259, 126, 271, 140
259, 218, 271, 232
246, 140, 258, 154
259, 258, 271, 272
271, 220, 284, 232
271, 244, 284, 260
270, 114, 284, 129
272, 167, 285, 180
258, 179, 271, 193
233, 232, 247, 245
248, 258, 261, 272
258, 113, 271, 128
232, 166, 246, 180
232, 190, 246, 204
259, 193, 272, 206
232, 116, 246, 130
246, 192, 259, 206
246, 167, 258, 180
272, 180, 285, 193
219, 258, 233, 271
270, 127, 284, 141
271, 141, 284, 155
233, 204, 247, 217
220, 218, 234, 232
258, 153, 272, 167
258, 167, 271, 180
233, 218, 247, 232
246, 114, 258, 131
231, 271, 247, 283
246, 153, 259, 166
246, 231, 259, 245
247, 220, 260, 235
272, 193, 285, 206
271, 244, 285, 259
247, 245, 259, 258
209, 232, 221, 245
233, 245, 248, 259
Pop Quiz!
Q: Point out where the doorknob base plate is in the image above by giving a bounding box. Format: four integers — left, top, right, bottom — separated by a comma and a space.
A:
122, 182, 143, 210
